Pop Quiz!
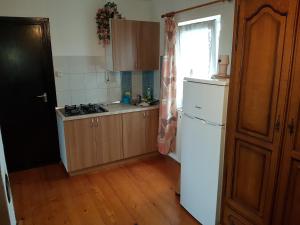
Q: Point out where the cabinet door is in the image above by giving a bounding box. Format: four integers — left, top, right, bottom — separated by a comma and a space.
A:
222, 0, 298, 224
272, 11, 300, 225
111, 19, 138, 71
64, 118, 97, 171
122, 111, 146, 158
95, 115, 123, 164
145, 109, 159, 153
137, 21, 160, 70
223, 207, 255, 225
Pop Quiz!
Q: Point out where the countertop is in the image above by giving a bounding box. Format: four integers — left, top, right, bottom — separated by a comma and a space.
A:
56, 103, 160, 121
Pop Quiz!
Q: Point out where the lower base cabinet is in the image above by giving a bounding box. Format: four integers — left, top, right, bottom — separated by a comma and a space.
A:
64, 117, 97, 172
96, 114, 123, 164
123, 109, 159, 159
59, 108, 159, 173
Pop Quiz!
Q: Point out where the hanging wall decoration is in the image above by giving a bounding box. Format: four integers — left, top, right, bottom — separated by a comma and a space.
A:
96, 2, 122, 46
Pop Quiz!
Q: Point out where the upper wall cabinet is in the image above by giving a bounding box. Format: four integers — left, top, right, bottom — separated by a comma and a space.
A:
105, 19, 160, 72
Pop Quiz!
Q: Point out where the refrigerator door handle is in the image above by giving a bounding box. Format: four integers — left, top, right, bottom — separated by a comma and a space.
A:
184, 113, 194, 120
195, 117, 224, 127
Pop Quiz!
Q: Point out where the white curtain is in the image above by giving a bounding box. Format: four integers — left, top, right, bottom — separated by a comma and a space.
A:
176, 19, 218, 108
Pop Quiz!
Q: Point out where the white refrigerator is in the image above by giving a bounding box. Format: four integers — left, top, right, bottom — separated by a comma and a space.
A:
180, 77, 229, 225
0, 128, 16, 225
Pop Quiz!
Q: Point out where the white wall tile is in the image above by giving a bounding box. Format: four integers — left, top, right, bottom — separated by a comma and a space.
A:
71, 90, 87, 105
86, 88, 108, 103
55, 74, 70, 91
69, 74, 86, 90
96, 73, 108, 89
108, 72, 121, 88
53, 56, 122, 106
108, 87, 121, 102
57, 90, 72, 106
85, 75, 98, 89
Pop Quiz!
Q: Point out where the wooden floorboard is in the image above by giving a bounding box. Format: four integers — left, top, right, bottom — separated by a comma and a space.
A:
9, 155, 200, 225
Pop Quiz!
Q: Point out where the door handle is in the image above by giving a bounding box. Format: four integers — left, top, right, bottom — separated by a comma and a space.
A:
275, 116, 281, 131
36, 92, 48, 103
195, 117, 224, 127
90, 118, 94, 128
184, 113, 194, 120
288, 119, 295, 135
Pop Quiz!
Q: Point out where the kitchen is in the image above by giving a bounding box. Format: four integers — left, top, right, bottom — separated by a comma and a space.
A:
1, 0, 300, 225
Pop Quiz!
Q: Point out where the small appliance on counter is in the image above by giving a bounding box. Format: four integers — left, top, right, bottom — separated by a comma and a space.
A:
62, 104, 108, 117
212, 54, 230, 79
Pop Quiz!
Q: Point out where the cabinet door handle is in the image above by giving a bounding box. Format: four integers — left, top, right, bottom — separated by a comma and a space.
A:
96, 118, 99, 127
143, 112, 146, 118
90, 118, 94, 128
288, 119, 295, 135
275, 116, 281, 131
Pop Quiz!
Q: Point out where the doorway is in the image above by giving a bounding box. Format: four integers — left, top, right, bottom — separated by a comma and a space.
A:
0, 17, 59, 172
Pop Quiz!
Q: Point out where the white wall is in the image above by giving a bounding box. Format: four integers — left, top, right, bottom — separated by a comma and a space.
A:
0, 0, 235, 105
0, 0, 154, 56
152, 0, 235, 72
0, 0, 154, 106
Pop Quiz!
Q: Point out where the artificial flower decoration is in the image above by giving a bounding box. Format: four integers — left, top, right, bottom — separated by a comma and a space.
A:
96, 2, 122, 46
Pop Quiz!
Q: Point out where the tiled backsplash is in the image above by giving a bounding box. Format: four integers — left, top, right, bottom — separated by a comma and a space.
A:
120, 71, 156, 100
53, 56, 160, 106
53, 56, 121, 106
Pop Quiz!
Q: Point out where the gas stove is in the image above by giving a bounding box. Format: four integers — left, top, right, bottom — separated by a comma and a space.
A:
63, 104, 108, 117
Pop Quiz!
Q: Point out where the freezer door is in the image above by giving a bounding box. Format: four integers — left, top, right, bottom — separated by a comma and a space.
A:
180, 113, 224, 225
182, 81, 228, 125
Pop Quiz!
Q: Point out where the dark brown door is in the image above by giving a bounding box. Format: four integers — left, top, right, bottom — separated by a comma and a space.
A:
222, 0, 298, 224
272, 9, 300, 225
0, 17, 59, 172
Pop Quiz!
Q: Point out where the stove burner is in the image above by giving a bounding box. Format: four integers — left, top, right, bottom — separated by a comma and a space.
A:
64, 104, 107, 117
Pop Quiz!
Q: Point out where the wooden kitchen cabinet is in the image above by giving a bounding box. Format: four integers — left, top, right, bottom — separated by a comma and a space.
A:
95, 114, 123, 164
137, 21, 160, 71
64, 118, 97, 172
58, 108, 159, 173
106, 19, 160, 71
122, 111, 146, 158
145, 109, 159, 153
123, 109, 159, 158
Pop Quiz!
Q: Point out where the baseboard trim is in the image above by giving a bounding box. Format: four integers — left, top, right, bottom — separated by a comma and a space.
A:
69, 152, 161, 176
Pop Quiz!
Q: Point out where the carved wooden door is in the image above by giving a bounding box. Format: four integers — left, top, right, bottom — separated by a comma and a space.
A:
222, 0, 299, 224
272, 8, 300, 225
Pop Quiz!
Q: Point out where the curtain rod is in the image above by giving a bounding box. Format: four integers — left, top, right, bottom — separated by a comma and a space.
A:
161, 0, 228, 18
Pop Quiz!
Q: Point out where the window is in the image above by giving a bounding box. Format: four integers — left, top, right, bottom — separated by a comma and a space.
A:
176, 15, 221, 108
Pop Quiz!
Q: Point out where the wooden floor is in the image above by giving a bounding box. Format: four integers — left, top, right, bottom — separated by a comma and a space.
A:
10, 155, 200, 225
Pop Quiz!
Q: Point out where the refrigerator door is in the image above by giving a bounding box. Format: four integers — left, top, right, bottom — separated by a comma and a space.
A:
182, 81, 228, 125
180, 113, 224, 225
0, 129, 16, 225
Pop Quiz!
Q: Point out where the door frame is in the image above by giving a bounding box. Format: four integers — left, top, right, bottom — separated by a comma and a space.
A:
0, 16, 57, 107
0, 17, 60, 170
